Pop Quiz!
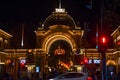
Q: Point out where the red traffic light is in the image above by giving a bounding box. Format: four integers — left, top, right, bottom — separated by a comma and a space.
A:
100, 36, 107, 44
98, 35, 108, 52
83, 57, 88, 64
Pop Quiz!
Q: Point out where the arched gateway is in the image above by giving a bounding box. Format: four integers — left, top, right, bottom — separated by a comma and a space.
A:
35, 7, 84, 74
42, 32, 76, 52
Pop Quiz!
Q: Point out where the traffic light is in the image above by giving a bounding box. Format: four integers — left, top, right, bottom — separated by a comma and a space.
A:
98, 36, 108, 52
83, 57, 88, 64
100, 36, 107, 44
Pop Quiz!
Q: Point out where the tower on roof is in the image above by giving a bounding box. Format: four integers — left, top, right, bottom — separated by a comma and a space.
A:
55, 0, 65, 13
59, 0, 61, 8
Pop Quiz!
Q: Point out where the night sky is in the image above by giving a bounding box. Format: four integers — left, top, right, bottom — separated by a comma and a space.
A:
0, 0, 101, 29
0, 0, 120, 48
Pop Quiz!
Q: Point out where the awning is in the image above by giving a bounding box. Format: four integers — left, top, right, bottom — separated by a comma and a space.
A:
106, 60, 116, 66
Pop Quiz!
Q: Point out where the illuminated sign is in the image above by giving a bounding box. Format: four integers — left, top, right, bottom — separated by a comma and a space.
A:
55, 8, 65, 13
36, 67, 40, 73
54, 46, 65, 55
20, 59, 26, 63
88, 59, 100, 64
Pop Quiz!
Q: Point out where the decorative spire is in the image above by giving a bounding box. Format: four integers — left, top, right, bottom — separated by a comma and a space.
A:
59, 0, 61, 9
21, 24, 24, 48
55, 0, 65, 13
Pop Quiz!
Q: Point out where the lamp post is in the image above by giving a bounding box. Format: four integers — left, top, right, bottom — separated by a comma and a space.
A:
98, 48, 107, 80
98, 36, 108, 80
101, 51, 107, 80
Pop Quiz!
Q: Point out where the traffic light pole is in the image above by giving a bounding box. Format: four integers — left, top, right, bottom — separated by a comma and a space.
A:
101, 51, 107, 80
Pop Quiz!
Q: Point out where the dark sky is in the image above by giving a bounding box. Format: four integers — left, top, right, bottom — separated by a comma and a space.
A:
0, 0, 101, 27
0, 0, 119, 30
0, 0, 101, 33
0, 0, 120, 48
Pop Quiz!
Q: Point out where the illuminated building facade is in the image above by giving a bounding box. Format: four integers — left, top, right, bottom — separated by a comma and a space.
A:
111, 26, 120, 74
0, 6, 120, 80
0, 29, 12, 78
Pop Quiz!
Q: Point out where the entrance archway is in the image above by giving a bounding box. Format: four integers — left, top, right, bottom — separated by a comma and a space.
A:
41, 32, 77, 75
48, 40, 73, 72
42, 33, 76, 53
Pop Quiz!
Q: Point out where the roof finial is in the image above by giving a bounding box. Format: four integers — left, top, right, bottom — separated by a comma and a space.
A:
21, 24, 24, 48
55, 0, 65, 13
59, 0, 61, 8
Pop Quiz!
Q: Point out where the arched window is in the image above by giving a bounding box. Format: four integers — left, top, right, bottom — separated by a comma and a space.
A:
4, 39, 8, 48
0, 37, 3, 48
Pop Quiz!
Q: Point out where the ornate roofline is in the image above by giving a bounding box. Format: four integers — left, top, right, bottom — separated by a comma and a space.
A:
111, 26, 120, 36
42, 9, 78, 29
0, 29, 12, 38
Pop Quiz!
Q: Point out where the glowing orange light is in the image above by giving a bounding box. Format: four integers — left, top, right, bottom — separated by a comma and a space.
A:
7, 59, 11, 64
60, 61, 70, 69
28, 49, 32, 53
54, 46, 65, 55
117, 41, 120, 45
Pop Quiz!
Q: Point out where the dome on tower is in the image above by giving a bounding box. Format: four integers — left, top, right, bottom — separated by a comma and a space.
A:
43, 8, 77, 30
